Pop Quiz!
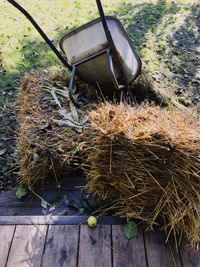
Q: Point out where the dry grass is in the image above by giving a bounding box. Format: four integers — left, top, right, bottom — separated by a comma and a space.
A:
16, 73, 88, 187
16, 73, 200, 248
83, 102, 200, 248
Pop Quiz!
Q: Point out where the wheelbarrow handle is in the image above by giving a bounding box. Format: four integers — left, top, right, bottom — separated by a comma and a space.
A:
96, 0, 133, 100
95, 0, 115, 51
7, 0, 72, 71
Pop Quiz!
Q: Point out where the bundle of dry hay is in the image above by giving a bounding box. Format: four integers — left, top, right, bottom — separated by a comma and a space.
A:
83, 102, 200, 248
17, 71, 200, 248
17, 73, 90, 187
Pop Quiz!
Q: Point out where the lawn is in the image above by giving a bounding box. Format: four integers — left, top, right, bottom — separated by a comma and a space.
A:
1, 0, 200, 99
0, 0, 199, 190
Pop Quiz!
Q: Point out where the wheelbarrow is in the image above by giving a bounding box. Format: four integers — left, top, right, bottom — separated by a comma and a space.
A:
7, 0, 142, 106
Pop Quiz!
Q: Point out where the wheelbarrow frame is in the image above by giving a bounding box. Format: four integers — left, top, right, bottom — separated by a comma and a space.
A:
60, 16, 142, 106
69, 48, 123, 106
7, 0, 141, 106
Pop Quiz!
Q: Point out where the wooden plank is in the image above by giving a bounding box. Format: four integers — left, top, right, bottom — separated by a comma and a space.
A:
0, 190, 82, 207
0, 207, 50, 216
0, 215, 124, 225
78, 225, 112, 267
6, 225, 47, 267
112, 225, 147, 267
0, 225, 15, 267
180, 239, 200, 267
0, 206, 85, 216
145, 230, 182, 267
42, 225, 79, 267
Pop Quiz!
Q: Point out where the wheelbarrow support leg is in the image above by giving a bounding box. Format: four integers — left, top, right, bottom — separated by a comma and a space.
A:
107, 50, 124, 90
69, 66, 79, 108
96, 0, 134, 104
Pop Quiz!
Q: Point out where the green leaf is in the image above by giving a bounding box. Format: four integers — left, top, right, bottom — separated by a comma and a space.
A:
0, 148, 7, 156
16, 186, 28, 200
63, 195, 69, 206
32, 152, 40, 164
69, 200, 80, 210
50, 196, 62, 207
57, 210, 68, 216
70, 145, 79, 154
82, 199, 92, 211
123, 221, 137, 240
41, 199, 48, 209
79, 208, 85, 215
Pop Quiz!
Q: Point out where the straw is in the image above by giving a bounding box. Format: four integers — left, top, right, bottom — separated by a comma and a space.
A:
83, 102, 200, 248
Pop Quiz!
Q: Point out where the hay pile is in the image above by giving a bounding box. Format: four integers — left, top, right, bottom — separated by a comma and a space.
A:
17, 73, 89, 187
83, 102, 200, 248
16, 72, 200, 247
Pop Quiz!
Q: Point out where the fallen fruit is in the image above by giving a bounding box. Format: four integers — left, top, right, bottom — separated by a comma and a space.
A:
88, 216, 97, 228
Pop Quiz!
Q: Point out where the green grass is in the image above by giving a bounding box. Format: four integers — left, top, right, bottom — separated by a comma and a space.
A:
0, 0, 199, 190
0, 0, 199, 102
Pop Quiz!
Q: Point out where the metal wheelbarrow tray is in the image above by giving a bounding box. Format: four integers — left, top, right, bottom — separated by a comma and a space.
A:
60, 16, 141, 90
7, 0, 142, 106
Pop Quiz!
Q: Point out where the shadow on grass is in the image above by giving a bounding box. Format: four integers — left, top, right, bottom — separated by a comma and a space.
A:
113, 0, 180, 102
114, 0, 180, 53
0, 37, 67, 104
1, 0, 199, 190
114, 0, 199, 99
168, 4, 200, 92
1, 0, 199, 103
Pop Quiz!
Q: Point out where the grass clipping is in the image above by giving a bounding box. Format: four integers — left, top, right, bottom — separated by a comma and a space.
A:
17, 73, 88, 187
84, 102, 200, 248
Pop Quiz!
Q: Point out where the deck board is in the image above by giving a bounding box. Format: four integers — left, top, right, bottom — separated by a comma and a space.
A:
0, 222, 199, 267
6, 225, 47, 267
112, 225, 147, 267
180, 239, 200, 267
78, 225, 112, 267
0, 179, 200, 267
42, 225, 79, 267
144, 230, 182, 267
0, 190, 83, 208
0, 225, 15, 267
0, 215, 124, 225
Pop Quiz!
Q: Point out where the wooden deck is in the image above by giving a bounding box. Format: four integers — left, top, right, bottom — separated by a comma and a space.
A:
1, 222, 200, 267
0, 177, 200, 267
